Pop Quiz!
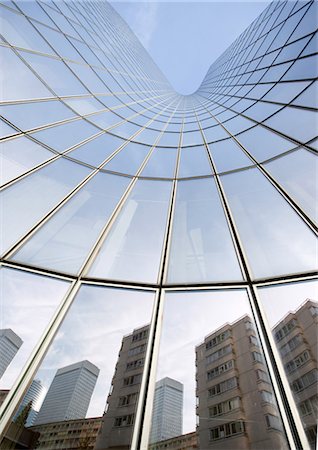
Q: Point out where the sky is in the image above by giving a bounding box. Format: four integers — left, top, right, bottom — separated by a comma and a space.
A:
110, 1, 270, 94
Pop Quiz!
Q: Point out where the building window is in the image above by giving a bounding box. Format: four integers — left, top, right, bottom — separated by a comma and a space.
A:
128, 344, 147, 356
205, 330, 231, 350
123, 374, 142, 386
252, 351, 264, 363
126, 358, 144, 371
284, 350, 310, 374
260, 390, 275, 405
118, 393, 138, 407
114, 414, 134, 427
309, 306, 318, 317
132, 329, 148, 342
206, 344, 232, 365
265, 414, 282, 431
209, 397, 240, 417
274, 319, 297, 342
255, 369, 270, 383
210, 420, 245, 440
249, 335, 259, 346
279, 334, 303, 357
208, 376, 238, 397
207, 360, 234, 381
299, 396, 318, 416
291, 369, 318, 393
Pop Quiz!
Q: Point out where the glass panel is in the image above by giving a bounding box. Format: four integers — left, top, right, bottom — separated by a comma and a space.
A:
12, 172, 131, 274
236, 125, 295, 161
32, 120, 98, 152
202, 125, 229, 143
104, 141, 150, 175
208, 138, 253, 173
63, 97, 105, 115
1, 46, 51, 101
4, 284, 155, 449
221, 168, 317, 279
89, 179, 172, 283
167, 178, 243, 283
149, 289, 288, 449
292, 81, 318, 109
141, 147, 177, 178
264, 149, 317, 223
0, 100, 75, 131
258, 280, 317, 450
0, 6, 54, 54
1, 158, 91, 254
20, 51, 89, 96
68, 133, 125, 167
0, 267, 70, 389
0, 136, 54, 185
178, 146, 212, 178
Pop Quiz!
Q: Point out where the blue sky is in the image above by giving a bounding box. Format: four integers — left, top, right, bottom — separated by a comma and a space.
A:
111, 1, 270, 94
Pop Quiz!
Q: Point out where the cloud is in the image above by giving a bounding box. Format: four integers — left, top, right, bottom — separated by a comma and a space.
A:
132, 2, 159, 50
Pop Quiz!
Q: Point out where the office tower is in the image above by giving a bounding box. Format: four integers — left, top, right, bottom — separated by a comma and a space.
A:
196, 316, 287, 449
95, 325, 149, 449
13, 379, 46, 427
35, 361, 99, 426
273, 299, 318, 448
31, 416, 102, 450
0, 329, 23, 379
1, 0, 317, 449
150, 377, 183, 443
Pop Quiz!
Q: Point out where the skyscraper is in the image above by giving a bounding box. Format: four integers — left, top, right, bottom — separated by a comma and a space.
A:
0, 1, 317, 449
95, 325, 149, 450
34, 361, 99, 425
196, 316, 287, 449
150, 377, 183, 444
13, 379, 46, 427
0, 329, 23, 379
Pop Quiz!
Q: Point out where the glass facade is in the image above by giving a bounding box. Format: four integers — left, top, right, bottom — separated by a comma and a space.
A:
0, 1, 317, 449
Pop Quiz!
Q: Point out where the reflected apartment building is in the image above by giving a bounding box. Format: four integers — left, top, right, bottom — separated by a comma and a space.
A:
0, 0, 317, 449
196, 315, 287, 449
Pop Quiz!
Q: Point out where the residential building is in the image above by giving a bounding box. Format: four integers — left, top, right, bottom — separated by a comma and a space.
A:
0, 329, 23, 379
95, 325, 149, 449
30, 416, 102, 450
35, 361, 99, 425
150, 377, 183, 443
273, 299, 318, 448
149, 431, 197, 450
196, 316, 288, 449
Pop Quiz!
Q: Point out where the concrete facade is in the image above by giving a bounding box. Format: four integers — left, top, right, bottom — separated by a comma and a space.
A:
95, 325, 149, 450
196, 316, 288, 449
273, 299, 318, 448
149, 431, 197, 450
31, 416, 102, 449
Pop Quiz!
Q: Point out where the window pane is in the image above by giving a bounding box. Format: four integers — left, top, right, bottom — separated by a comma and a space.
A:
104, 141, 150, 175
208, 138, 253, 173
89, 180, 172, 283
11, 172, 131, 274
178, 146, 212, 178
221, 168, 317, 279
1, 159, 91, 254
141, 147, 177, 178
167, 178, 243, 283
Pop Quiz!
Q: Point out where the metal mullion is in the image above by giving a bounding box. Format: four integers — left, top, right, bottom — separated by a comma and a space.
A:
196, 114, 312, 450
246, 284, 310, 450
208, 106, 318, 234
0, 279, 81, 437
0, 260, 75, 283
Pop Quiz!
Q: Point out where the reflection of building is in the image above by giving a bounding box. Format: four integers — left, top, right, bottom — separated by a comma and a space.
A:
0, 329, 23, 379
35, 361, 99, 425
149, 431, 197, 450
30, 416, 102, 450
95, 325, 149, 450
13, 379, 46, 427
196, 316, 287, 449
0, 389, 9, 406
150, 377, 183, 443
273, 299, 318, 448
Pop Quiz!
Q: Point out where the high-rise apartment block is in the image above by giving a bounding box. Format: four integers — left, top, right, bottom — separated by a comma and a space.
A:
0, 329, 23, 379
196, 316, 287, 449
13, 379, 46, 427
35, 361, 99, 426
95, 325, 149, 449
273, 299, 318, 448
150, 377, 183, 443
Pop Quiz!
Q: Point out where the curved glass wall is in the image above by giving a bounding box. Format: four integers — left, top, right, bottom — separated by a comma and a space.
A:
0, 1, 317, 449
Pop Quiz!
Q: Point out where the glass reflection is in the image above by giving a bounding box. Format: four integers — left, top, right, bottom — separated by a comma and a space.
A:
258, 280, 317, 449
0, 285, 155, 450
148, 290, 288, 449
